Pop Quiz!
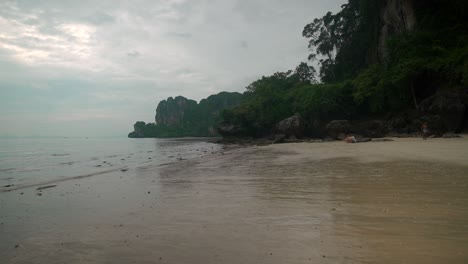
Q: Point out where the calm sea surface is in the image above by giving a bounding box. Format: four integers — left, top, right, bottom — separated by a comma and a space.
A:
0, 137, 220, 188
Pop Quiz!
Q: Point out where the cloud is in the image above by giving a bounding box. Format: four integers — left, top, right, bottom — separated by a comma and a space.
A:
0, 0, 346, 137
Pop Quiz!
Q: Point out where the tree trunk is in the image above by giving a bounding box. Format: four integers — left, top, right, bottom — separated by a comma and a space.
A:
410, 81, 418, 110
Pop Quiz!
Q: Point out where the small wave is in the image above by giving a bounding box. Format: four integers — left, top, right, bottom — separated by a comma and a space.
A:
59, 162, 75, 165
0, 167, 124, 192
51, 154, 69, 156
0, 168, 15, 172
1, 177, 13, 180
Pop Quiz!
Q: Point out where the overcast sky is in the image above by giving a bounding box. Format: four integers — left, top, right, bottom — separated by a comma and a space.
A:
0, 0, 344, 137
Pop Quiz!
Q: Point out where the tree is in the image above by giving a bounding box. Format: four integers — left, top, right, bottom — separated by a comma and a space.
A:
302, 0, 382, 82
294, 62, 318, 84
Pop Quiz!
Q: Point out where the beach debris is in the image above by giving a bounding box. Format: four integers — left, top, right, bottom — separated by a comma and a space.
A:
147, 191, 151, 194
36, 185, 57, 191
121, 168, 128, 172
95, 165, 102, 167
148, 157, 152, 159
2, 184, 14, 188
36, 193, 42, 196
20, 192, 24, 195
14, 244, 20, 249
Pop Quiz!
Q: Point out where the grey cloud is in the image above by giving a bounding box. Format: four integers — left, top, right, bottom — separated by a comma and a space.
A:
240, 41, 248, 49
84, 12, 115, 25
127, 50, 141, 58
168, 32, 192, 38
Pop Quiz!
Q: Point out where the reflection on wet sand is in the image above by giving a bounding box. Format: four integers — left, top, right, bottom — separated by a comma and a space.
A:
1, 139, 467, 264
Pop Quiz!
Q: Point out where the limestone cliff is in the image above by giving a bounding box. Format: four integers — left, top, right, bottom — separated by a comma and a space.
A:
155, 96, 197, 126
378, 0, 416, 60
128, 92, 243, 138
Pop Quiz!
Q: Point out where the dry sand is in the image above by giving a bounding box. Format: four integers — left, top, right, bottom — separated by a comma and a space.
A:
1, 137, 468, 263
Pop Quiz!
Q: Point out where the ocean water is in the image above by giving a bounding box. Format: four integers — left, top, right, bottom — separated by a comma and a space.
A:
0, 137, 221, 189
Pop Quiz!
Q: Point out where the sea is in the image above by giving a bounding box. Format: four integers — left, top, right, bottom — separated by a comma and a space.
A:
0, 137, 221, 189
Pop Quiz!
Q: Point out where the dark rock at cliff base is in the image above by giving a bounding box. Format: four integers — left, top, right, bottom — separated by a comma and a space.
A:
284, 135, 304, 143
353, 120, 389, 138
273, 134, 286, 144
275, 114, 304, 138
419, 92, 466, 132
326, 120, 351, 139
388, 115, 414, 134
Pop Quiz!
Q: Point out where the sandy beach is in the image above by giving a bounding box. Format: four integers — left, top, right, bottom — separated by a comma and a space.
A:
1, 137, 468, 264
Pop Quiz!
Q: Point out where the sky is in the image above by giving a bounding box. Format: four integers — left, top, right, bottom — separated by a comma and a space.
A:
0, 0, 344, 137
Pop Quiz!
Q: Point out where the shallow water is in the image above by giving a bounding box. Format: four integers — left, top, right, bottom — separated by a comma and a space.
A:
1, 140, 468, 263
0, 137, 221, 190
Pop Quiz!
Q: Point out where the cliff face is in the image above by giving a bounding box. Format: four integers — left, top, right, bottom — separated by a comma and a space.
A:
378, 0, 416, 60
155, 96, 197, 126
129, 92, 243, 138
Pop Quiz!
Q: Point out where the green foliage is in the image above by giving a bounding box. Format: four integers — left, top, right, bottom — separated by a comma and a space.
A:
222, 66, 357, 136
293, 82, 357, 120
223, 71, 298, 136
303, 0, 382, 82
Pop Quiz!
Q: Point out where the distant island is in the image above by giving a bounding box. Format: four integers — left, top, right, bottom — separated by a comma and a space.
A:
128, 92, 243, 138
130, 0, 467, 139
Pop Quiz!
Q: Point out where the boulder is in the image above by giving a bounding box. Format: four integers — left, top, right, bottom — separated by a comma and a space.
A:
275, 114, 304, 138
388, 115, 412, 134
326, 120, 351, 139
419, 91, 466, 132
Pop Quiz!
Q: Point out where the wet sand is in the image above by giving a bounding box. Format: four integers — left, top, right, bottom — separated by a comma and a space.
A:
1, 137, 468, 263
